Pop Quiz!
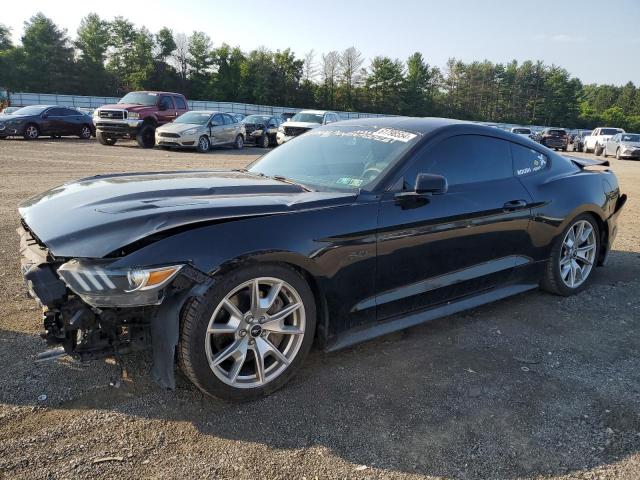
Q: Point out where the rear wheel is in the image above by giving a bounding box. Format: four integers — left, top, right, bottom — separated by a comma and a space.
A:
136, 124, 156, 148
178, 264, 316, 402
541, 214, 600, 296
23, 124, 39, 140
97, 132, 117, 146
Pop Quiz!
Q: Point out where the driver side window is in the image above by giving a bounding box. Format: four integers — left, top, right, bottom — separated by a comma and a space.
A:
212, 114, 224, 126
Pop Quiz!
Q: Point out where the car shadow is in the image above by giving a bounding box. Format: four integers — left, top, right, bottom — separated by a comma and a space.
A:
1, 249, 639, 478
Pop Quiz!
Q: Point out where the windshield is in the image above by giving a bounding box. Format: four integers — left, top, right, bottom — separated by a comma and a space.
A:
10, 106, 48, 116
512, 128, 531, 134
174, 112, 211, 125
249, 125, 421, 191
118, 92, 158, 106
290, 112, 324, 124
601, 128, 622, 136
243, 115, 270, 124
621, 134, 640, 142
547, 129, 567, 136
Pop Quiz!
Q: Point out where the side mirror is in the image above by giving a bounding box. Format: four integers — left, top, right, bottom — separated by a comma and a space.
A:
415, 173, 448, 195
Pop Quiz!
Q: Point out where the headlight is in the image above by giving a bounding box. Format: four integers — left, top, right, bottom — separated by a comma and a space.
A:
127, 112, 140, 120
182, 127, 198, 135
57, 259, 183, 307
278, 126, 284, 133
251, 129, 264, 136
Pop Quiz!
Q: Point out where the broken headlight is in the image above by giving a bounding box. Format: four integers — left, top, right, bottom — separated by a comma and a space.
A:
57, 259, 183, 307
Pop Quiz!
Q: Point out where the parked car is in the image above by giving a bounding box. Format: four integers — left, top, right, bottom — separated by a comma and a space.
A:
241, 114, 282, 148
510, 127, 533, 138
276, 109, 340, 144
229, 113, 246, 122
582, 127, 625, 155
93, 91, 189, 148
0, 105, 94, 140
18, 117, 626, 401
603, 132, 640, 160
155, 111, 245, 152
573, 130, 592, 152
539, 128, 568, 151
1, 106, 20, 115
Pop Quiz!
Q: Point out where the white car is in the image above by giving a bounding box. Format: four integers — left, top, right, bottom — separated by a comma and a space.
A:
510, 127, 533, 138
583, 127, 625, 155
276, 110, 340, 144
155, 111, 245, 152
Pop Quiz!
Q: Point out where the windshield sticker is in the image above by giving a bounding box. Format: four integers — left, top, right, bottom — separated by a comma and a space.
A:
336, 177, 363, 187
308, 128, 419, 144
372, 128, 418, 143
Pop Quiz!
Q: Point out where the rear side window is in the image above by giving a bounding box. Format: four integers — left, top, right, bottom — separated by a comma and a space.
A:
417, 135, 512, 186
174, 96, 187, 109
512, 144, 549, 177
223, 114, 235, 124
159, 96, 174, 110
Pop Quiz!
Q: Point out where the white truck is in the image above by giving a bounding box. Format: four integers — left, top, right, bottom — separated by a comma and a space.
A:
583, 127, 625, 155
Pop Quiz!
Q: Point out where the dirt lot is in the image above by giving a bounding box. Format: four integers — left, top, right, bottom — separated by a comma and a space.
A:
0, 138, 639, 480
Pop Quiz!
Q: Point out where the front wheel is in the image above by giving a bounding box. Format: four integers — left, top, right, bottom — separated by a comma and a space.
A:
594, 144, 603, 156
178, 264, 316, 402
97, 132, 117, 146
23, 124, 39, 140
196, 135, 210, 153
260, 134, 270, 148
541, 214, 600, 296
136, 124, 156, 148
234, 134, 244, 150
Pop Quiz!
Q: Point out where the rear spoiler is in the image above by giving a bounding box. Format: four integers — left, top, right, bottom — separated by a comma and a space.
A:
565, 155, 610, 169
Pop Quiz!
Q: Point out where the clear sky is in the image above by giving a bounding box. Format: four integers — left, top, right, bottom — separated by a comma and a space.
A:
4, 0, 640, 86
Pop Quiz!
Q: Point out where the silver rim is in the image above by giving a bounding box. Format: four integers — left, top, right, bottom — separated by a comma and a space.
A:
205, 277, 305, 388
560, 220, 597, 288
81, 127, 90, 138
26, 126, 38, 139
199, 136, 209, 151
236, 136, 243, 148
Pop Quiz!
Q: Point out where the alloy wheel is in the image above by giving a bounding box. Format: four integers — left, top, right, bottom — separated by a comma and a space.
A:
81, 126, 91, 139
26, 126, 38, 139
205, 277, 306, 388
198, 136, 210, 152
559, 220, 597, 289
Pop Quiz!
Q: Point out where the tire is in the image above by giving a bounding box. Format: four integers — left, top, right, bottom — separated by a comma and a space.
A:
583, 144, 589, 153
178, 263, 316, 402
234, 134, 244, 150
561, 147, 567, 152
196, 135, 210, 153
616, 148, 621, 160
97, 132, 117, 146
541, 213, 600, 296
594, 144, 603, 156
23, 124, 39, 140
136, 124, 156, 148
79, 125, 92, 139
260, 134, 270, 149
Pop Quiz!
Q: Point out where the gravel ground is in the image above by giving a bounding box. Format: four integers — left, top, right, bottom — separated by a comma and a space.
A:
0, 138, 639, 480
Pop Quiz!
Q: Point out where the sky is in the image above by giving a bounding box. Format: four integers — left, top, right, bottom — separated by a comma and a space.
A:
3, 0, 640, 86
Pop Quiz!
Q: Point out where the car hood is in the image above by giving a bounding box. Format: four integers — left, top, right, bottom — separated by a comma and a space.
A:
156, 122, 202, 134
19, 170, 355, 259
0, 114, 34, 122
621, 141, 640, 148
99, 103, 155, 113
283, 121, 322, 129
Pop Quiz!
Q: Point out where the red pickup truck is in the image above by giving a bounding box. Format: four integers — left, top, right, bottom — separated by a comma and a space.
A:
93, 91, 189, 148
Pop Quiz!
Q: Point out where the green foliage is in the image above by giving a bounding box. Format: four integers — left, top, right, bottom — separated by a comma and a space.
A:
1, 13, 638, 131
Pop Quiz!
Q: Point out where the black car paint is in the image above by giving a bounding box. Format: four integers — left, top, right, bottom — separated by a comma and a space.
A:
18, 118, 625, 388
0, 105, 94, 138
242, 115, 281, 145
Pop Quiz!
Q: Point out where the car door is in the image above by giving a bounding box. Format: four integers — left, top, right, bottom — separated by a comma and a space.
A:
607, 134, 620, 155
209, 114, 226, 145
157, 95, 176, 124
43, 107, 69, 135
222, 114, 237, 143
374, 134, 534, 322
61, 108, 84, 135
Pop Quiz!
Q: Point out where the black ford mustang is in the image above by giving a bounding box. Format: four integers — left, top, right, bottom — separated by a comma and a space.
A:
0, 105, 94, 140
18, 117, 626, 401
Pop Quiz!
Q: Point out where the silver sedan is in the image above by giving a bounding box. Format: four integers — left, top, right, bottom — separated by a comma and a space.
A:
603, 133, 640, 160
155, 111, 246, 152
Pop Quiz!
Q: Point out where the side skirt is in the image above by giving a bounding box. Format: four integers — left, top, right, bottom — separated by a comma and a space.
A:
324, 282, 538, 352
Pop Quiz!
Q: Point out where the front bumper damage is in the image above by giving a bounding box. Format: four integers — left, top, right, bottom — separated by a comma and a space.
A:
18, 225, 211, 388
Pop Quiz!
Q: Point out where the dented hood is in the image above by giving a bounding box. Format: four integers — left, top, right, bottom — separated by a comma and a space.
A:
19, 170, 355, 258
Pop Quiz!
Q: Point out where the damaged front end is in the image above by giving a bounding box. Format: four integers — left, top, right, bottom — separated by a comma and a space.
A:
19, 224, 210, 388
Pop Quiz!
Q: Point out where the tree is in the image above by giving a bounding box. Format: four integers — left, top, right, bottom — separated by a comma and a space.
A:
364, 56, 406, 114
75, 14, 112, 95
404, 52, 437, 116
212, 43, 245, 101
0, 24, 12, 51
20, 13, 75, 93
320, 50, 340, 108
338, 46, 364, 110
187, 31, 213, 98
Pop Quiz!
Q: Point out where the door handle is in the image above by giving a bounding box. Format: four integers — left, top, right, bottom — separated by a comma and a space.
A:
503, 200, 528, 211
